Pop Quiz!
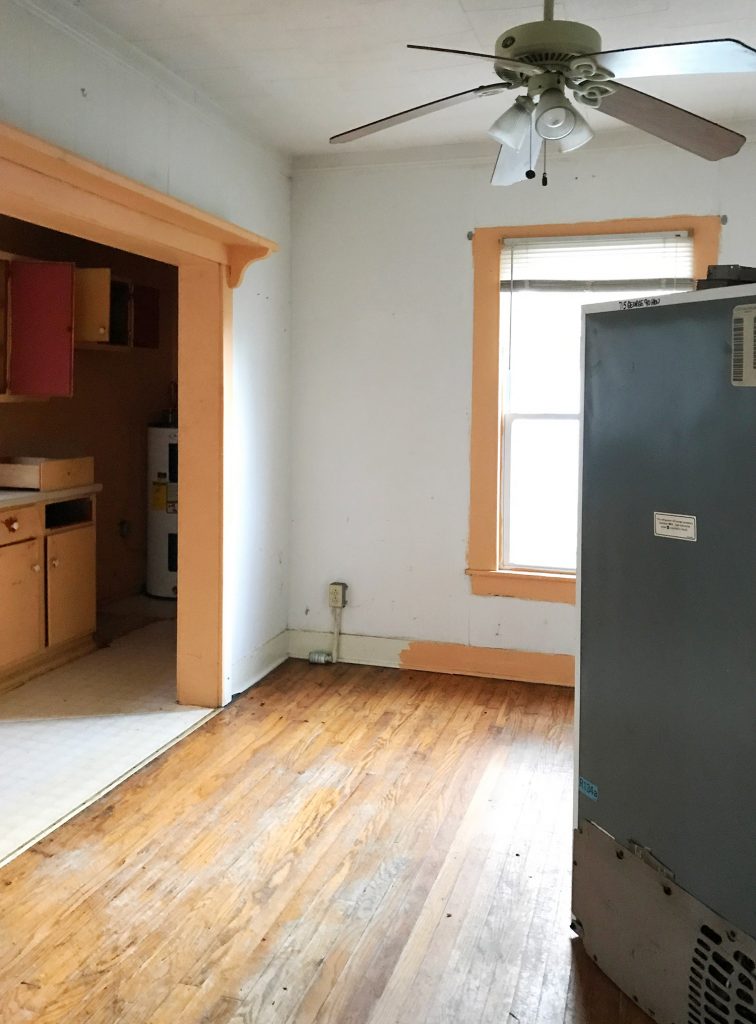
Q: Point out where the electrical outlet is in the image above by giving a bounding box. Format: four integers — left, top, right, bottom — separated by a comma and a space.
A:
328, 581, 348, 608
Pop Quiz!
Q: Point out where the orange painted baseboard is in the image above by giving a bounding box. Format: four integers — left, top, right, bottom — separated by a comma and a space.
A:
399, 641, 574, 687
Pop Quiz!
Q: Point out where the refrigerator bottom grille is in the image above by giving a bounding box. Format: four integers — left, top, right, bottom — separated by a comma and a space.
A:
572, 821, 756, 1024
688, 926, 756, 1024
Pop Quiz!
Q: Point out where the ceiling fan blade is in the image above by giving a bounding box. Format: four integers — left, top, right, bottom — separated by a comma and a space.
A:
330, 83, 507, 143
598, 83, 745, 160
407, 44, 543, 77
491, 136, 541, 187
589, 38, 756, 79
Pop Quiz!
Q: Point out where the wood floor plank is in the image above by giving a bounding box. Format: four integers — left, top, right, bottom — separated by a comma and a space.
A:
304, 681, 515, 1024
46, 671, 412, 1021
0, 662, 651, 1024
0, 657, 330, 962
374, 687, 561, 1024
156, 674, 488, 1024
108, 669, 456, 1022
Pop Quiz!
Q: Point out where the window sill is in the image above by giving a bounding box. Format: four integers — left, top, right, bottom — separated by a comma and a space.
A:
467, 568, 576, 604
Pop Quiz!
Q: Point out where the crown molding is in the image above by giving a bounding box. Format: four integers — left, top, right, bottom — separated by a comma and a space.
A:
11, 0, 287, 160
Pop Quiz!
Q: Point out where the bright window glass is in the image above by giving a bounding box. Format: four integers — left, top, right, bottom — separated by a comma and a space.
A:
499, 231, 694, 573
506, 416, 580, 570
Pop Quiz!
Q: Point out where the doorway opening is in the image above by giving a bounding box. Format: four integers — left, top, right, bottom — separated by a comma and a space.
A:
0, 214, 215, 866
0, 120, 275, 866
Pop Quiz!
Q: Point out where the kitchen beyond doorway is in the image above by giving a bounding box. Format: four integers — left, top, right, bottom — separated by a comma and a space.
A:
0, 119, 277, 709
0, 612, 214, 868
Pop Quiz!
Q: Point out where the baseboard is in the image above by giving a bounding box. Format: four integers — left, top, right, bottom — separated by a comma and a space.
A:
287, 629, 406, 669
229, 629, 290, 697
400, 640, 574, 686
286, 629, 575, 687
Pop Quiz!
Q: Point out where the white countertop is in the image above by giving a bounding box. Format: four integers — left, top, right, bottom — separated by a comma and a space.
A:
0, 483, 102, 510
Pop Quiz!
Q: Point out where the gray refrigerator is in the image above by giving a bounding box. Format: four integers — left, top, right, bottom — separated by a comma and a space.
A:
572, 286, 756, 1024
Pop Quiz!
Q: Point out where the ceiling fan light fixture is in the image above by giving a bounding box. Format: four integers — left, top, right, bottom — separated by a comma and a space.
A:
534, 88, 577, 140
557, 106, 594, 152
487, 95, 535, 149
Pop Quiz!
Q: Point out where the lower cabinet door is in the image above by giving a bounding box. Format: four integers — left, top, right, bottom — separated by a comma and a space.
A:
0, 538, 44, 669
47, 525, 96, 647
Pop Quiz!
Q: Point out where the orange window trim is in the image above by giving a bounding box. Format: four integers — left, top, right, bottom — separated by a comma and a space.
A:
468, 215, 721, 604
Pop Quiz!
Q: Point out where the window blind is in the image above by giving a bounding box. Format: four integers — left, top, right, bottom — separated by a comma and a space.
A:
500, 231, 694, 286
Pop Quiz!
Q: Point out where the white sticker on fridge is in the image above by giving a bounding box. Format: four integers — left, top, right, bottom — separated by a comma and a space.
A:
654, 512, 697, 542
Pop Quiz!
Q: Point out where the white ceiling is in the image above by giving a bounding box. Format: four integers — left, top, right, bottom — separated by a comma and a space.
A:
64, 0, 756, 154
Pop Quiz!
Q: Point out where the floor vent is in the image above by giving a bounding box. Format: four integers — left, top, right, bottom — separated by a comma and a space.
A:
688, 926, 756, 1024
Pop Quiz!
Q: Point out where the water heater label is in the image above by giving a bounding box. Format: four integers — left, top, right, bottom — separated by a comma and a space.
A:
151, 481, 166, 511
654, 512, 697, 541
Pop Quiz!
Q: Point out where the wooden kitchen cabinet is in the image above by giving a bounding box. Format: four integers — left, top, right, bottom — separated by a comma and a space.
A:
0, 489, 99, 692
0, 537, 45, 670
74, 269, 130, 346
8, 261, 75, 398
0, 257, 163, 397
74, 268, 159, 349
47, 524, 96, 646
0, 504, 44, 546
74, 268, 111, 344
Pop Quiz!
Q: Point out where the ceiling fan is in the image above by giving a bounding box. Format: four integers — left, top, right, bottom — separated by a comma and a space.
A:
329, 0, 756, 186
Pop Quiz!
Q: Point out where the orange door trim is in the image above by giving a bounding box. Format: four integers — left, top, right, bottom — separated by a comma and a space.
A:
0, 118, 278, 707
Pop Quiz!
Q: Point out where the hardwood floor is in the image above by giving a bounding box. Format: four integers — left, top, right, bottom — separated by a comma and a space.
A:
0, 661, 650, 1024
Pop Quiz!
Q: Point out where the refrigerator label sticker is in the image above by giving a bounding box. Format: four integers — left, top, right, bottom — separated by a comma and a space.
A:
617, 297, 661, 311
579, 777, 599, 801
654, 512, 697, 542
731, 305, 756, 387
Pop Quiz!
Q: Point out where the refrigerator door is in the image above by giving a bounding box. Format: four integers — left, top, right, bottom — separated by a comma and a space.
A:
578, 291, 756, 939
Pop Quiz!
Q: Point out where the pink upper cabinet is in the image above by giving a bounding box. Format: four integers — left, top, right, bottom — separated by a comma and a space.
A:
9, 262, 75, 398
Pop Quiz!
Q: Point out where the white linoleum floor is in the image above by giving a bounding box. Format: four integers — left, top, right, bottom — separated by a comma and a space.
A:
0, 618, 214, 867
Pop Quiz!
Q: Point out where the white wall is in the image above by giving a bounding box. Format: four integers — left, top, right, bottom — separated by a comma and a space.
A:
290, 131, 756, 658
0, 0, 292, 694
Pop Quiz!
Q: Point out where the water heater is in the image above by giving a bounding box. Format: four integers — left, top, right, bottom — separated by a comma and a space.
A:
146, 425, 177, 598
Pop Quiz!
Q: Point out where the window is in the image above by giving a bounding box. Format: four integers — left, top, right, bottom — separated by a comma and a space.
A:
500, 231, 694, 573
467, 217, 721, 602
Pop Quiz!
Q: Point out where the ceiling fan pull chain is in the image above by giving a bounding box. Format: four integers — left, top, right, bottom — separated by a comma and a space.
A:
526, 122, 536, 180
542, 142, 548, 187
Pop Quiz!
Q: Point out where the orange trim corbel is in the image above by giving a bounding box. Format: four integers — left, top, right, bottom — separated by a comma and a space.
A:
226, 243, 272, 289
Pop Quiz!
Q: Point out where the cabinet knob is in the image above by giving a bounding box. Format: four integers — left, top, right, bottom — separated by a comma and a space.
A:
3, 517, 19, 532
98, 327, 106, 335
31, 564, 41, 573
50, 558, 60, 569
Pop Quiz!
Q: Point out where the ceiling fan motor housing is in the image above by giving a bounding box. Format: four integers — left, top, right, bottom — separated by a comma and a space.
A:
495, 20, 602, 78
